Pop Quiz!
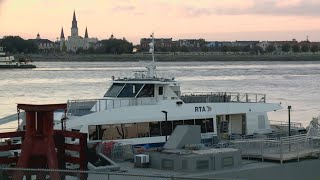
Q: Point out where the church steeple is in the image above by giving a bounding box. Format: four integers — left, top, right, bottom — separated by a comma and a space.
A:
60, 27, 65, 39
71, 10, 78, 37
84, 27, 88, 38
72, 10, 78, 29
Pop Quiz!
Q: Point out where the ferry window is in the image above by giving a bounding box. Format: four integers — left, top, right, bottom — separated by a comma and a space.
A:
173, 120, 183, 131
137, 122, 150, 137
195, 119, 206, 133
206, 118, 214, 132
104, 83, 125, 97
118, 84, 143, 97
137, 84, 154, 97
102, 124, 123, 140
115, 124, 128, 139
161, 121, 173, 136
159, 86, 163, 95
184, 119, 195, 125
150, 122, 161, 137
124, 123, 138, 139
89, 125, 105, 140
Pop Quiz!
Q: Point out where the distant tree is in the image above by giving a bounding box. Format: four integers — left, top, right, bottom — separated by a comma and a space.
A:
99, 38, 133, 54
62, 41, 67, 52
311, 45, 319, 53
158, 46, 168, 52
242, 45, 251, 52
301, 44, 310, 52
221, 46, 230, 52
170, 46, 178, 52
201, 46, 209, 52
180, 46, 189, 52
292, 44, 300, 53
76, 47, 84, 54
266, 45, 276, 53
198, 39, 206, 47
230, 46, 240, 52
281, 44, 291, 52
0, 36, 38, 53
87, 46, 95, 54
251, 46, 263, 55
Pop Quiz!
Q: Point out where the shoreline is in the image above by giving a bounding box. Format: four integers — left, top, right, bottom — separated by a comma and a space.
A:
29, 53, 320, 62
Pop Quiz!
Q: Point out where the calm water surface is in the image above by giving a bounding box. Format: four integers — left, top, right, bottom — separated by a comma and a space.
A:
0, 61, 320, 129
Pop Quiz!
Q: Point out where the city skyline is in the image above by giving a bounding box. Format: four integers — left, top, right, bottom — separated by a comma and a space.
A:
1, 0, 320, 44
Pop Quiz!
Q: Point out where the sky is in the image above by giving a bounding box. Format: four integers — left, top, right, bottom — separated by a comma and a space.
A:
1, 0, 320, 44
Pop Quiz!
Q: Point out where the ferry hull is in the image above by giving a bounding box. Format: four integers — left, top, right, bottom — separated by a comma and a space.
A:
0, 64, 36, 69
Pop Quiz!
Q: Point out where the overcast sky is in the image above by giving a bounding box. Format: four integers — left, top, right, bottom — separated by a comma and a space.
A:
1, 0, 320, 44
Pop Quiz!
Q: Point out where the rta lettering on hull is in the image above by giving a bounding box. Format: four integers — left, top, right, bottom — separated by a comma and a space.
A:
195, 106, 212, 112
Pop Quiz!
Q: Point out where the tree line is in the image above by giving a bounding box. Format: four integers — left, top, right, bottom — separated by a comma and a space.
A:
0, 36, 38, 54
0, 36, 134, 55
264, 43, 319, 53
77, 38, 133, 55
140, 43, 320, 54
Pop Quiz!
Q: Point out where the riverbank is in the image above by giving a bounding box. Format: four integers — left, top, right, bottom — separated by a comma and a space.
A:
29, 53, 320, 62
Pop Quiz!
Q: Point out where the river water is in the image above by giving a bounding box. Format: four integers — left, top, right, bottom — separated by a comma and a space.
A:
0, 61, 319, 129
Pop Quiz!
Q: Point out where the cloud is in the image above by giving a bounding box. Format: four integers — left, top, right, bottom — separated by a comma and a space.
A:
182, 0, 320, 17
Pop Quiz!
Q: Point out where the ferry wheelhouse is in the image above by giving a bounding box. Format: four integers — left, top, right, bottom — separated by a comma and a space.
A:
58, 35, 282, 145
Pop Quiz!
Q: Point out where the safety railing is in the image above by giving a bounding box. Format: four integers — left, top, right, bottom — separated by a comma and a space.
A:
67, 98, 157, 116
180, 92, 266, 103
230, 134, 320, 163
270, 120, 303, 128
0, 167, 240, 180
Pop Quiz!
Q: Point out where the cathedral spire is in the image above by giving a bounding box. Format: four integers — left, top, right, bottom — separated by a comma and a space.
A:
73, 10, 77, 22
72, 10, 78, 29
60, 27, 65, 38
84, 27, 88, 38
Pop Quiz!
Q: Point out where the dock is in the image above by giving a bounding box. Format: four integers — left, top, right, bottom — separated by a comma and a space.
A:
231, 134, 320, 163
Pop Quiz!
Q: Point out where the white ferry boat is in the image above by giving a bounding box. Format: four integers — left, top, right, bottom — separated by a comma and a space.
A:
0, 47, 36, 69
56, 34, 282, 146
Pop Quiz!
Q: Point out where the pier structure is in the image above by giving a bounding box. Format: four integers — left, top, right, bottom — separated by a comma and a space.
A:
0, 104, 88, 179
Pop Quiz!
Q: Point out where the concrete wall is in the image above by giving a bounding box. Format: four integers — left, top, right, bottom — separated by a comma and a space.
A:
148, 149, 241, 173
210, 159, 320, 180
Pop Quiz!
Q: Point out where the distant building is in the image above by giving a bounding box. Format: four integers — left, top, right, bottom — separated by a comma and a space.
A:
234, 41, 259, 48
206, 41, 217, 47
206, 41, 232, 47
256, 41, 271, 51
29, 33, 55, 50
178, 39, 201, 48
140, 38, 172, 49
60, 11, 98, 52
270, 40, 298, 51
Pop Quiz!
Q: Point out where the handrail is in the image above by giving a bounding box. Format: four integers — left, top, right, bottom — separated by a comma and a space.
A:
66, 97, 157, 116
181, 92, 266, 103
270, 120, 303, 128
229, 134, 319, 163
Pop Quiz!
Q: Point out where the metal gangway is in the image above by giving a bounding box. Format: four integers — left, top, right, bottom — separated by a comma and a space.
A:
306, 115, 320, 138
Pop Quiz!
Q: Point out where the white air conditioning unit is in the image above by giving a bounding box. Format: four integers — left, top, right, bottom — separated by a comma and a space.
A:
134, 154, 150, 168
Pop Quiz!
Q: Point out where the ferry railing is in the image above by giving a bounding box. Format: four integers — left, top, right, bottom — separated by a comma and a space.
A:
66, 98, 157, 117
270, 120, 303, 128
180, 92, 266, 103
0, 167, 240, 180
